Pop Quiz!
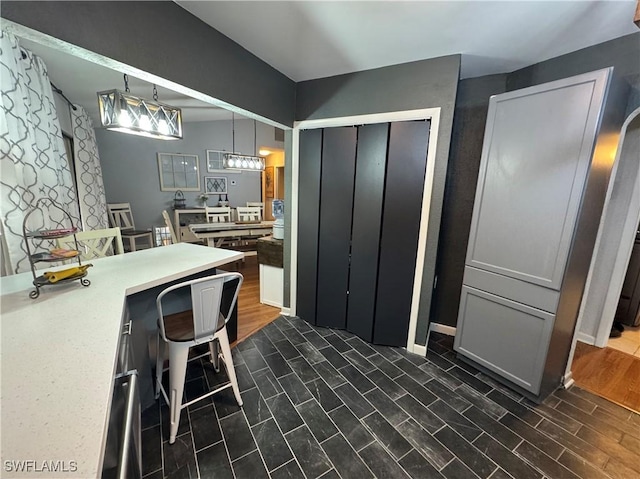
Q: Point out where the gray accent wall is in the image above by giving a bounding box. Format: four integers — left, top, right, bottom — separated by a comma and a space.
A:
296, 55, 461, 346
2, 1, 296, 126
432, 33, 639, 329
430, 74, 507, 328
96, 119, 283, 231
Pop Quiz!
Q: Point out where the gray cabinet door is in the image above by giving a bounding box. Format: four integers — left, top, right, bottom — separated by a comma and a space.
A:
466, 70, 609, 290
454, 286, 555, 394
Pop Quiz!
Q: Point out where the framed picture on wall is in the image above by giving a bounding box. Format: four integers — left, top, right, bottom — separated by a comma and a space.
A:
265, 166, 274, 198
205, 176, 228, 194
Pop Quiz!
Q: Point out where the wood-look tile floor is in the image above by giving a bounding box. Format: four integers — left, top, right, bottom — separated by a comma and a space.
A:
141, 319, 640, 479
225, 256, 281, 346
571, 340, 640, 413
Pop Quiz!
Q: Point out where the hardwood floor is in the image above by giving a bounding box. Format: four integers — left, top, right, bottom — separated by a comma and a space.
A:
226, 255, 281, 347
572, 340, 640, 413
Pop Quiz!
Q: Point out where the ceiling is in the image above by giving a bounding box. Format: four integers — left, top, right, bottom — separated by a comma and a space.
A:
176, 0, 639, 81
16, 1, 638, 126
19, 38, 243, 126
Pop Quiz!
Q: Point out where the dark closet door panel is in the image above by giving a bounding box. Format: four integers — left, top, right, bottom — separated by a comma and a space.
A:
347, 123, 389, 341
297, 129, 323, 325
316, 127, 358, 329
374, 121, 430, 346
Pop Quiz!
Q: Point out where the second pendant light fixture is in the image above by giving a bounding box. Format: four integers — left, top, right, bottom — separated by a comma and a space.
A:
223, 113, 266, 171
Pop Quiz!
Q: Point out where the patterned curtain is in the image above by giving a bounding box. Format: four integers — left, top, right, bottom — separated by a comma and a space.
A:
71, 105, 108, 230
0, 31, 80, 273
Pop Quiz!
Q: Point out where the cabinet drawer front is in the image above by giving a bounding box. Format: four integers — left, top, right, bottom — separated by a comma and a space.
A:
466, 70, 609, 289
454, 286, 555, 394
463, 266, 560, 314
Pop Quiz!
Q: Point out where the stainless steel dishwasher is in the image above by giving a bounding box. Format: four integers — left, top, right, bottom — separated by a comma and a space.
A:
102, 318, 142, 479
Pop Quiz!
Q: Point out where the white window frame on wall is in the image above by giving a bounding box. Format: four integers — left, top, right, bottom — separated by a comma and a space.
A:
206, 150, 242, 174
157, 152, 200, 192
290, 108, 441, 355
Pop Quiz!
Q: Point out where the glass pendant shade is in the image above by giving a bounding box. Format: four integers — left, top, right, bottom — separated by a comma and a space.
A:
222, 153, 265, 171
97, 89, 182, 140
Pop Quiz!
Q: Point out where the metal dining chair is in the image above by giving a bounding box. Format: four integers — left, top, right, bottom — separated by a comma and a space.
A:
107, 203, 154, 252
155, 272, 244, 444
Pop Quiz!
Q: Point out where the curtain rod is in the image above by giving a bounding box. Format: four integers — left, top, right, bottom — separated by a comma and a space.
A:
49, 82, 78, 111
20, 49, 77, 111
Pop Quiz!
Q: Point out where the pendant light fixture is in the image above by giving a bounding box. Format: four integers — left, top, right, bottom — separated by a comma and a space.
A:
97, 74, 183, 140
223, 114, 265, 171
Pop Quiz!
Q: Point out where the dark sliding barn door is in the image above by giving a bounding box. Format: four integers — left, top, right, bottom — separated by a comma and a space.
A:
297, 121, 430, 346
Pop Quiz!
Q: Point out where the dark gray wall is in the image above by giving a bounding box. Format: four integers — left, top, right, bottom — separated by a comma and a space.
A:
431, 32, 640, 329
430, 74, 507, 328
296, 55, 461, 346
507, 33, 640, 115
96, 119, 283, 231
1, 1, 296, 126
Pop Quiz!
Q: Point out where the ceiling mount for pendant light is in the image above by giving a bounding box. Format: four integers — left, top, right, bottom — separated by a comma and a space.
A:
97, 74, 183, 140
223, 114, 265, 171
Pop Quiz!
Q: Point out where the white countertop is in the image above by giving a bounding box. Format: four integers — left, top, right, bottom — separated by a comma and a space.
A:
0, 243, 242, 478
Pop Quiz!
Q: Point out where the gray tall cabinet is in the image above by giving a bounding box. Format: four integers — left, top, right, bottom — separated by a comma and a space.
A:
454, 68, 629, 401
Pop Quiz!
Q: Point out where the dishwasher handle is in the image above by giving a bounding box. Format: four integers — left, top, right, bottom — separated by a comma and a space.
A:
116, 370, 141, 479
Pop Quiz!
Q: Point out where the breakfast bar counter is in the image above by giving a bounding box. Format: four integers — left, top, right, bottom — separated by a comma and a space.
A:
0, 243, 242, 478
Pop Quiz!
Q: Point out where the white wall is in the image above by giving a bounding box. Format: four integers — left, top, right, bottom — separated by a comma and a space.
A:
95, 119, 284, 231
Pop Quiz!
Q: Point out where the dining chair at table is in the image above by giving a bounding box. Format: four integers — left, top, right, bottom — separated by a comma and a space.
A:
155, 272, 244, 444
57, 227, 124, 260
236, 206, 262, 222
205, 206, 232, 223
107, 203, 154, 252
161, 210, 178, 245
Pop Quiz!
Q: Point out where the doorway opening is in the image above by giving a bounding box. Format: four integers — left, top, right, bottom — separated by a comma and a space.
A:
568, 108, 640, 413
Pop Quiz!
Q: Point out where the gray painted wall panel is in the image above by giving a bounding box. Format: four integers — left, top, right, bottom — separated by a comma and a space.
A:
296, 55, 460, 345
435, 33, 639, 329
97, 119, 283, 231
463, 267, 559, 314
466, 78, 601, 289
2, 1, 296, 126
454, 286, 554, 394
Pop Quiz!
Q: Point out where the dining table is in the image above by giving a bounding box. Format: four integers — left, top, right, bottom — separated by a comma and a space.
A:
189, 220, 274, 247
0, 243, 243, 478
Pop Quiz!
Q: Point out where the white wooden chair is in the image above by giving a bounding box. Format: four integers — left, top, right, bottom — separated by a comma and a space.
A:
107, 203, 154, 252
236, 206, 262, 222
205, 206, 231, 223
161, 210, 178, 245
57, 227, 124, 260
155, 272, 244, 444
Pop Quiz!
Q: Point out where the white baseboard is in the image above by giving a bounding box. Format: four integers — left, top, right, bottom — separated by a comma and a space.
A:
563, 371, 574, 389
429, 323, 457, 336
280, 307, 291, 317
408, 344, 427, 356
576, 332, 596, 345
